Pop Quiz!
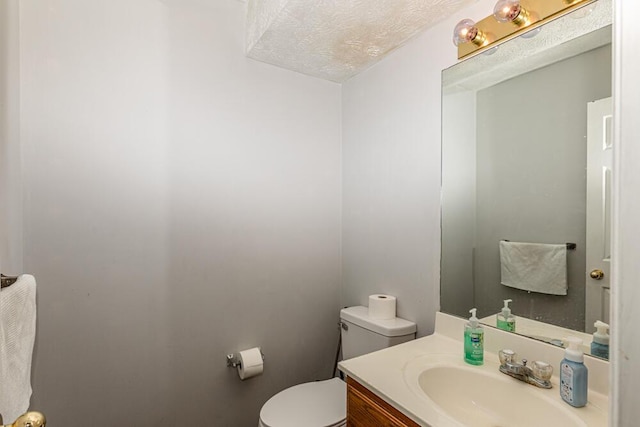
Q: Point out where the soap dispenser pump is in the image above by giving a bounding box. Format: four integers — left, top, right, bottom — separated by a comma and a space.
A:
591, 321, 609, 360
497, 299, 516, 332
560, 336, 588, 408
464, 308, 484, 365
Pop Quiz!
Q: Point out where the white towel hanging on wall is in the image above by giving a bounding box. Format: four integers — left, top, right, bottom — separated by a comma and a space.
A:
499, 241, 568, 295
0, 274, 37, 423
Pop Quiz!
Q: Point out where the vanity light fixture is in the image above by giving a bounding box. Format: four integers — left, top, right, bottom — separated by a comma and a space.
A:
453, 0, 596, 59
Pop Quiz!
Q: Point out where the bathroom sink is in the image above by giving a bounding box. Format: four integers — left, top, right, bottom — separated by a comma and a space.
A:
402, 355, 596, 427
417, 366, 584, 427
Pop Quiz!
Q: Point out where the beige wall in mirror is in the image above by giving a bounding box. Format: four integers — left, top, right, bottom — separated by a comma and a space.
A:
441, 0, 612, 359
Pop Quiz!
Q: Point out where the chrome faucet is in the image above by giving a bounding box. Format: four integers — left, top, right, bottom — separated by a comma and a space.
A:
498, 349, 553, 389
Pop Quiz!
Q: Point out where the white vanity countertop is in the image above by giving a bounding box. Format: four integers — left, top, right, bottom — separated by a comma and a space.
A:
338, 312, 609, 427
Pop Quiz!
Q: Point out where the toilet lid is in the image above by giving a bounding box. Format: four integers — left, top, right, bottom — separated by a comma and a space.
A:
260, 378, 346, 427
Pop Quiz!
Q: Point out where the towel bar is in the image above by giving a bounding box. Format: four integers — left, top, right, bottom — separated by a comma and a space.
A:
0, 274, 19, 289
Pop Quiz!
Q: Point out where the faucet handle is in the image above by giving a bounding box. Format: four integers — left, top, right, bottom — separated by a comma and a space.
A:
531, 361, 553, 381
498, 349, 516, 365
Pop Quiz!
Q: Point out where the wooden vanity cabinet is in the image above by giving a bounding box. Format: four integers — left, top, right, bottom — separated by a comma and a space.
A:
346, 377, 420, 427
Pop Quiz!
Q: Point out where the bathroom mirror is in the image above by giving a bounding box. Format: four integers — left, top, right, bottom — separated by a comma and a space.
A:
440, 0, 612, 358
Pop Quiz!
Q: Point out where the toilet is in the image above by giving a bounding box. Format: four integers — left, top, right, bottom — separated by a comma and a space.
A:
258, 306, 416, 427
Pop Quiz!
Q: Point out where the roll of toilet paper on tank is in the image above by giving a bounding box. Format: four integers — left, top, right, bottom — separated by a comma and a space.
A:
368, 294, 397, 319
237, 347, 264, 380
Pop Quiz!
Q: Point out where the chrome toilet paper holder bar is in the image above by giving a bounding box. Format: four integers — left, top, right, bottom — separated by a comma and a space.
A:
226, 350, 265, 368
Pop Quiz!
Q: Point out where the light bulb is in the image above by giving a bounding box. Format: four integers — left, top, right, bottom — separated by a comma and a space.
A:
520, 27, 541, 39
452, 19, 486, 47
483, 46, 499, 56
570, 3, 597, 19
493, 0, 527, 24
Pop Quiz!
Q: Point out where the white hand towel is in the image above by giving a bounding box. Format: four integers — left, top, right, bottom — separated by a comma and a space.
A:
500, 241, 568, 295
0, 274, 37, 423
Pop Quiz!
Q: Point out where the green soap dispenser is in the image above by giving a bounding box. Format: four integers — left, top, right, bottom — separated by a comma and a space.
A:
464, 308, 484, 365
497, 299, 516, 332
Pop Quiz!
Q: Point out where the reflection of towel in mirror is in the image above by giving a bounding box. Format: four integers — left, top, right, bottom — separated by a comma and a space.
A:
0, 275, 37, 423
500, 241, 567, 295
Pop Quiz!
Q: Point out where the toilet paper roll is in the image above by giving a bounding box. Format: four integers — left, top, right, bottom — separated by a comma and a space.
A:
368, 294, 397, 319
237, 347, 264, 380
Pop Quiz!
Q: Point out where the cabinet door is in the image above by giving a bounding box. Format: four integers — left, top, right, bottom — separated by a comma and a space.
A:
346, 377, 420, 427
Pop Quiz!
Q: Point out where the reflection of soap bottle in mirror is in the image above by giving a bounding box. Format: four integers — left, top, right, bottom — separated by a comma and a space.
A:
464, 308, 484, 365
496, 299, 516, 332
590, 321, 609, 360
560, 337, 588, 408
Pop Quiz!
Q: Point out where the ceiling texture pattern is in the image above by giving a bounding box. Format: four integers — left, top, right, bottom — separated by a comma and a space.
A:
246, 0, 477, 82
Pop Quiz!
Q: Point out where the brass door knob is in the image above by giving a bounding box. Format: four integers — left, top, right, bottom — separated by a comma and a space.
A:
1, 412, 46, 427
590, 269, 605, 280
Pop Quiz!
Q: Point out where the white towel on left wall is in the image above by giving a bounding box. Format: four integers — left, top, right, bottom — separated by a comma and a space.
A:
0, 275, 37, 423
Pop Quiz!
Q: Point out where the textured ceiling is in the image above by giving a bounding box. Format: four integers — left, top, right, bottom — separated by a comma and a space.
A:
246, 0, 477, 83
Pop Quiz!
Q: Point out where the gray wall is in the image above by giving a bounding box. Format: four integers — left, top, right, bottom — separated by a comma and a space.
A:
341, 40, 443, 338
0, 0, 22, 274
340, 0, 496, 338
19, 1, 341, 426
474, 45, 611, 330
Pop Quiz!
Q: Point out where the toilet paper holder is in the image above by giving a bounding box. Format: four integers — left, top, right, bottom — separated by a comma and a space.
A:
226, 350, 265, 368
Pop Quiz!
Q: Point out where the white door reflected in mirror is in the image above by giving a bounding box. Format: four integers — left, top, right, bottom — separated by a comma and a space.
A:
586, 97, 613, 331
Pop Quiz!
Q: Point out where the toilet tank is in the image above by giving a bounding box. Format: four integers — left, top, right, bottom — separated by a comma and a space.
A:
340, 306, 416, 360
